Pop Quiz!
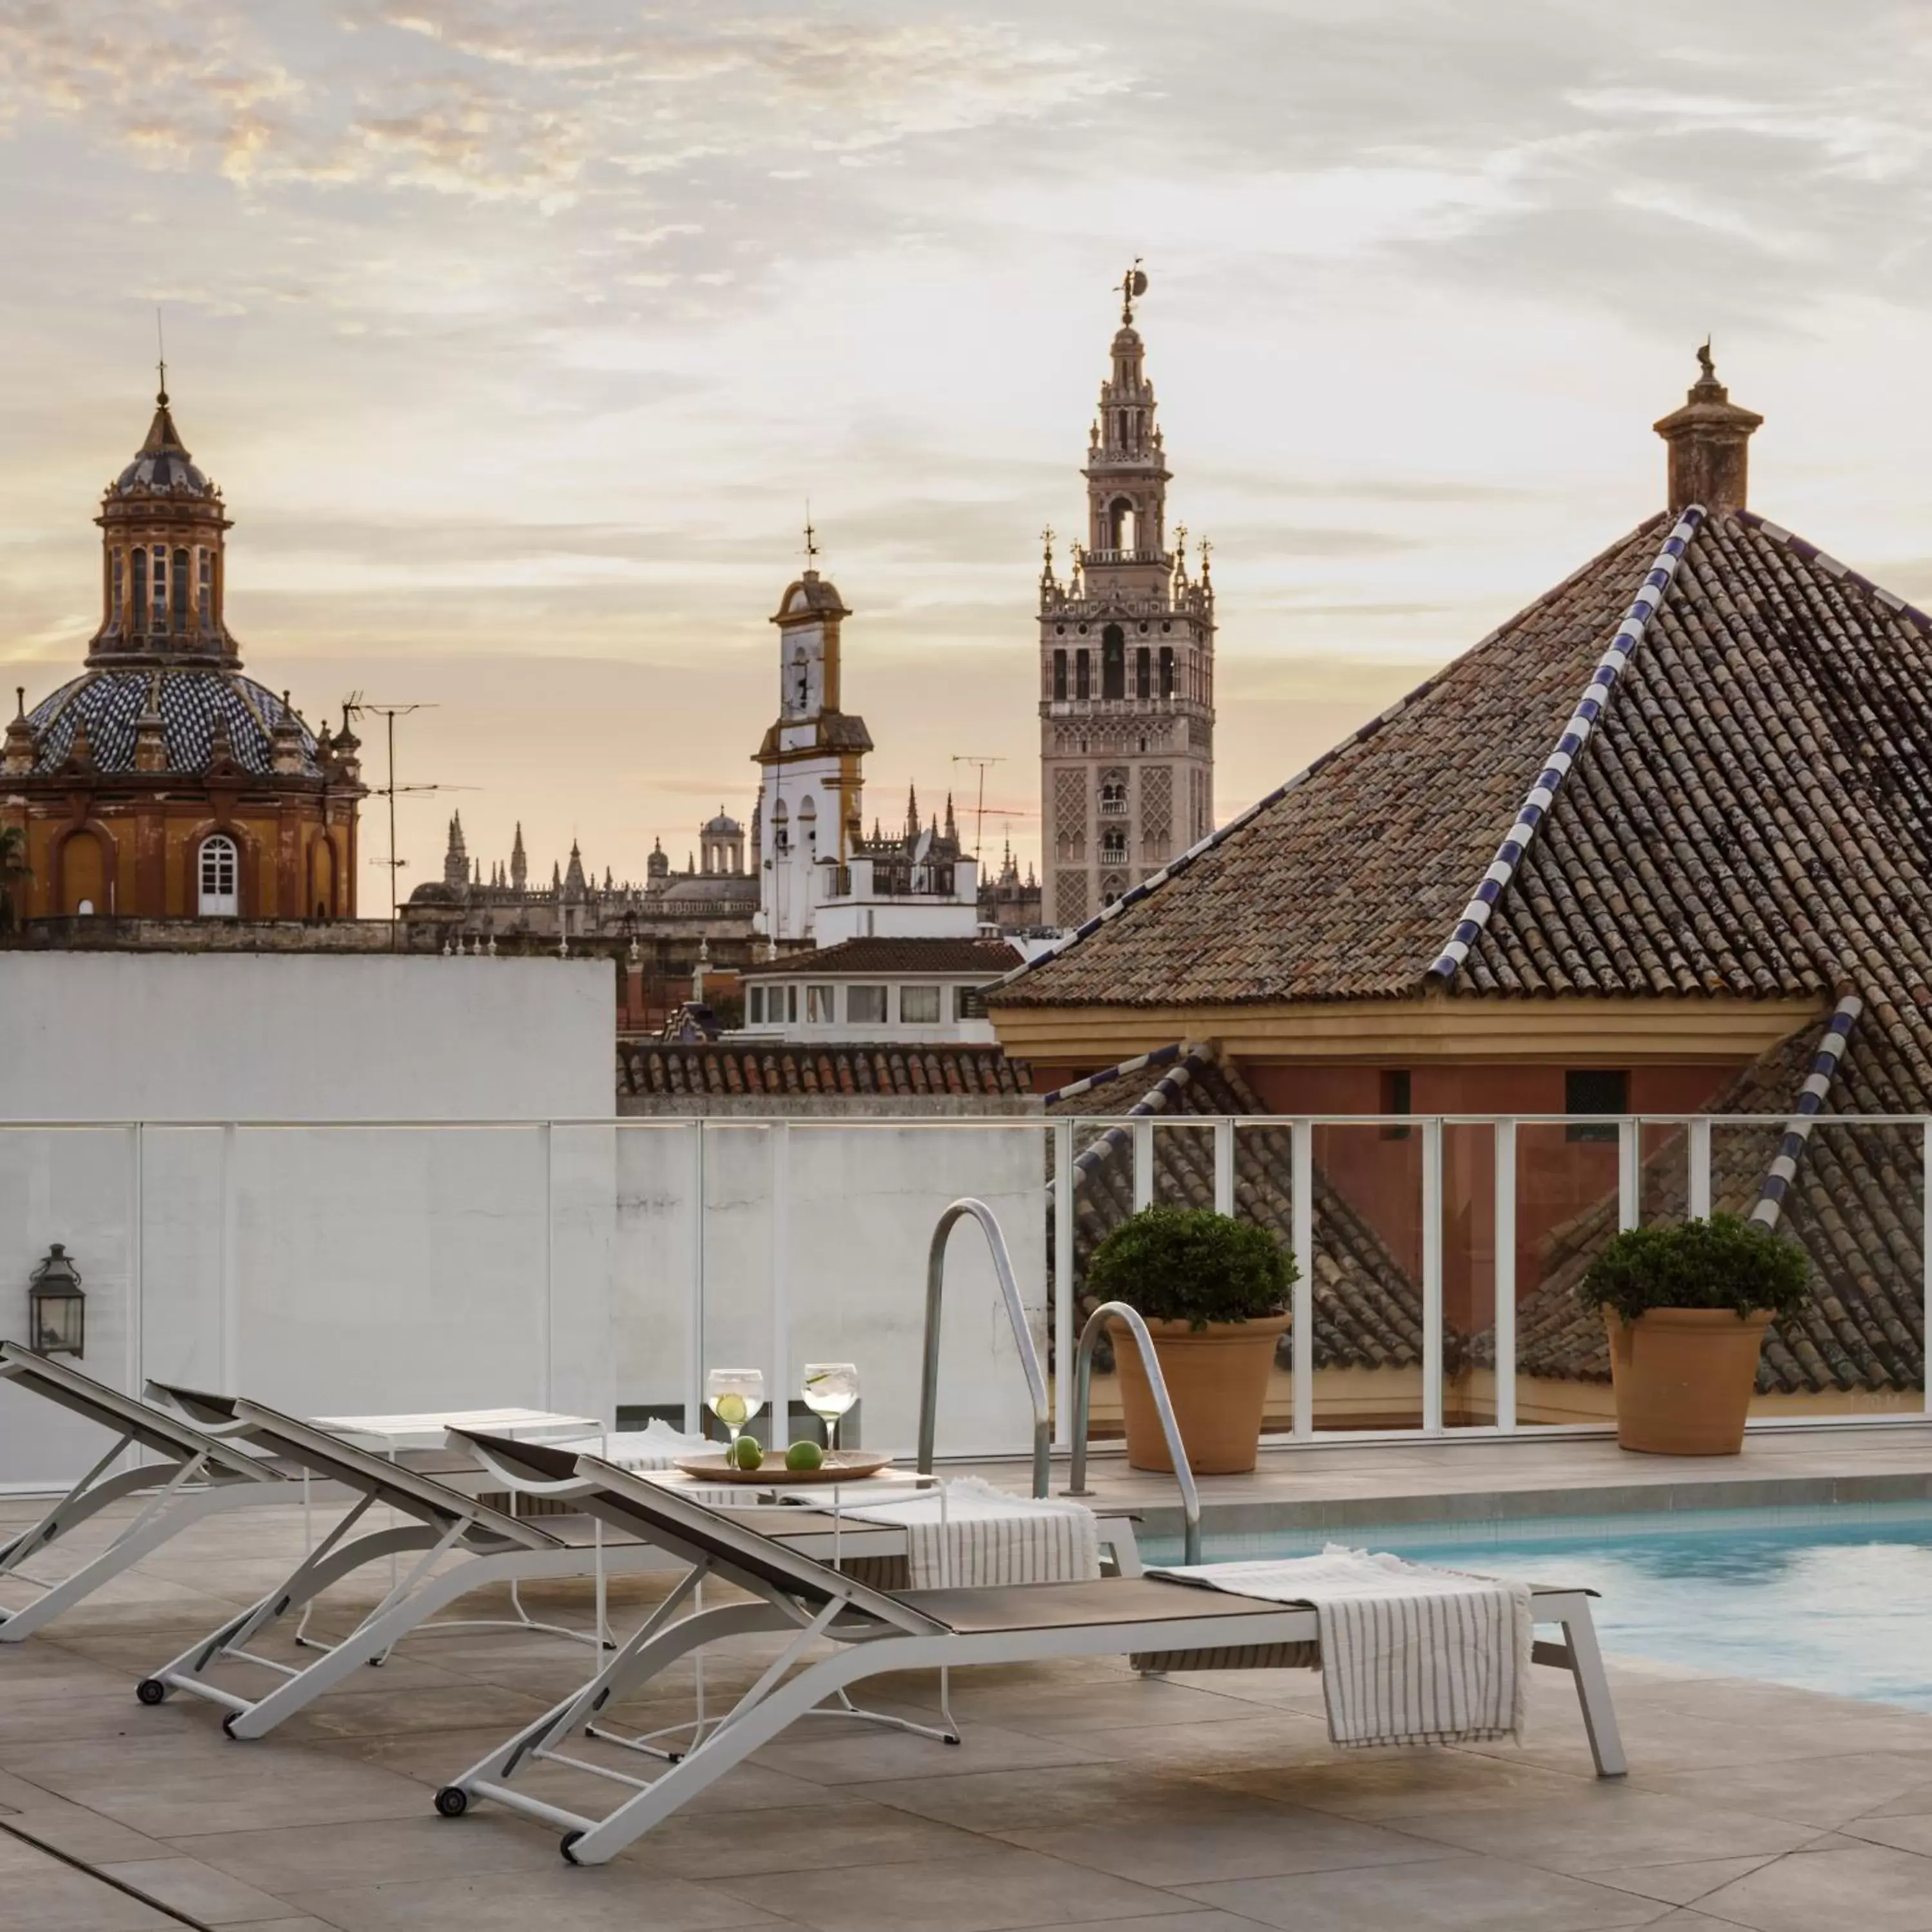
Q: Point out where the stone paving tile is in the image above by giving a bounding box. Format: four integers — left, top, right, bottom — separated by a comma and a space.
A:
1579, 1853, 1784, 1906
286, 1862, 780, 1931
1199, 1748, 1595, 1820
171, 1813, 561, 1891
1382, 1789, 1819, 1877
1630, 1751, 1932, 1830
623, 1796, 992, 1880
1177, 1852, 1669, 1931
711, 1844, 1184, 1932
269, 1680, 558, 1745
95, 1853, 299, 1924
0, 1865, 182, 1929
851, 1763, 1258, 1837
1841, 1813, 1932, 1857
1692, 1842, 1932, 1930
4, 1797, 173, 1863
746, 1718, 1112, 1786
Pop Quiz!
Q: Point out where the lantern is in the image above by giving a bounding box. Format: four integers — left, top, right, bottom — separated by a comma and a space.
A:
28, 1244, 84, 1359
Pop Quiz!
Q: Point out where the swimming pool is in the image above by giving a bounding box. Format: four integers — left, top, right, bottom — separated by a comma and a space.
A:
1144, 1502, 1932, 1710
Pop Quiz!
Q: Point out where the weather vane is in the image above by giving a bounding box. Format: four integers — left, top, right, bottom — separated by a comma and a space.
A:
1120, 258, 1148, 325
155, 306, 167, 404
803, 500, 819, 564
1697, 337, 1715, 383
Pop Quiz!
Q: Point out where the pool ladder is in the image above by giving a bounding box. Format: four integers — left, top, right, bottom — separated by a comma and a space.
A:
914, 1198, 1202, 1563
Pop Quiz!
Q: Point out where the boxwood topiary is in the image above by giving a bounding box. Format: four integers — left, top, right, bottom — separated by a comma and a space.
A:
1086, 1204, 1296, 1331
1576, 1212, 1811, 1325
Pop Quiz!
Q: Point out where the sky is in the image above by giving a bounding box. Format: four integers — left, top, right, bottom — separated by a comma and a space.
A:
5, 1, 1932, 910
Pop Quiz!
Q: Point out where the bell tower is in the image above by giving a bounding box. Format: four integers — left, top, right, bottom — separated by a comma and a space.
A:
1038, 267, 1215, 927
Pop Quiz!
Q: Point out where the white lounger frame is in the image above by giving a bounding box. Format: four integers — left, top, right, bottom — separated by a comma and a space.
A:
435, 1441, 1627, 1868
132, 1392, 680, 1739
0, 1343, 286, 1642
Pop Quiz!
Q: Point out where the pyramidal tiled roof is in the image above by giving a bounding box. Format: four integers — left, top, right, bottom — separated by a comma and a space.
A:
993, 503, 1932, 1097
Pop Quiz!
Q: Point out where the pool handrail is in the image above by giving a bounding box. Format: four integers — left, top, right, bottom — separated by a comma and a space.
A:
916, 1197, 1051, 1499
1066, 1301, 1202, 1565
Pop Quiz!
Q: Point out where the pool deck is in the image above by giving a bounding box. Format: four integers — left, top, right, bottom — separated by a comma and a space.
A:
6, 1425, 1932, 1931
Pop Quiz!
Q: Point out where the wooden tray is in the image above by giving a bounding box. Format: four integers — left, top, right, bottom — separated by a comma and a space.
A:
673, 1450, 891, 1486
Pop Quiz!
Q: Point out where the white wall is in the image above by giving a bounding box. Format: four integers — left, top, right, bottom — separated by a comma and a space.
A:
0, 956, 616, 1488
0, 954, 612, 1122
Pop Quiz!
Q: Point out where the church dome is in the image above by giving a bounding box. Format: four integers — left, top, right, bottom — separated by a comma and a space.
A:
703, 810, 743, 837
112, 393, 216, 500
24, 668, 321, 778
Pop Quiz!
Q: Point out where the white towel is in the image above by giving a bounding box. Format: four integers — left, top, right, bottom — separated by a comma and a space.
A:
564, 1421, 714, 1472
1149, 1547, 1532, 1749
831, 1477, 1103, 1589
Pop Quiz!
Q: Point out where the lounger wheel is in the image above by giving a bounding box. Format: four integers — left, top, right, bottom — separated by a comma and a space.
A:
222, 1713, 240, 1738
434, 1786, 469, 1818
560, 1830, 584, 1864
135, 1678, 167, 1706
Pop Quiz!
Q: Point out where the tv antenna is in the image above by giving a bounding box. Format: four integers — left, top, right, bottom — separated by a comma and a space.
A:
951, 755, 1005, 862
342, 696, 470, 948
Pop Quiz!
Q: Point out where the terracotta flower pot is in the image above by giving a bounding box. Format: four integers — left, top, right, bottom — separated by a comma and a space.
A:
1604, 1307, 1772, 1455
1110, 1312, 1290, 1475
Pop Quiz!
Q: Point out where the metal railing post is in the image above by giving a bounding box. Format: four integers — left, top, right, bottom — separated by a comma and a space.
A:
220, 1123, 238, 1392
770, 1122, 790, 1451
685, 1122, 705, 1435
1132, 1119, 1154, 1211
1689, 1118, 1712, 1221
918, 1199, 1050, 1497
1291, 1119, 1314, 1439
1618, 1118, 1640, 1231
1213, 1117, 1235, 1217
1421, 1117, 1444, 1435
1493, 1119, 1517, 1432
1066, 1301, 1200, 1564
1053, 1119, 1075, 1452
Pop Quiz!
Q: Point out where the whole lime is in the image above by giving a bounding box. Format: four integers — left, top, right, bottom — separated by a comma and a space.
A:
786, 1439, 824, 1473
730, 1435, 763, 1471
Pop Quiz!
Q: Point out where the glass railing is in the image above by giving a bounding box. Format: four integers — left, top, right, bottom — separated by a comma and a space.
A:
0, 1112, 1923, 1488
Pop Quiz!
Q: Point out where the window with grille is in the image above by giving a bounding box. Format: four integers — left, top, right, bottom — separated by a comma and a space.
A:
198, 834, 239, 916
1566, 1069, 1628, 1143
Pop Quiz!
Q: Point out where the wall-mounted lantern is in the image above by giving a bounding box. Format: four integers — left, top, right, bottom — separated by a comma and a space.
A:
28, 1243, 84, 1359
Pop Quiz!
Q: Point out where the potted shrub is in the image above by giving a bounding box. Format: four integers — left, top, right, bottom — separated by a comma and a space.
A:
1086, 1204, 1295, 1475
1576, 1213, 1810, 1455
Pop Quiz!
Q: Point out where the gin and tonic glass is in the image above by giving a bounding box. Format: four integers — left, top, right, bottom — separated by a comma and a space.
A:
705, 1368, 765, 1450
802, 1362, 858, 1452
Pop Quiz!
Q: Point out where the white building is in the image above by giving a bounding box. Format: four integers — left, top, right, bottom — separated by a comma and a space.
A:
739, 936, 1019, 1045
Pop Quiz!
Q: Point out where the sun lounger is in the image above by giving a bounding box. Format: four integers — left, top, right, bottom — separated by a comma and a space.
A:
130, 1388, 690, 1739
0, 1343, 289, 1642
435, 1435, 1627, 1866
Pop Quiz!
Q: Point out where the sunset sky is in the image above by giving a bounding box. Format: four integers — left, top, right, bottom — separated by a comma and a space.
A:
5, 1, 1932, 907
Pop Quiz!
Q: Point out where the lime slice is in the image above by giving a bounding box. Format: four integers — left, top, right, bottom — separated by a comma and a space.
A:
714, 1393, 748, 1427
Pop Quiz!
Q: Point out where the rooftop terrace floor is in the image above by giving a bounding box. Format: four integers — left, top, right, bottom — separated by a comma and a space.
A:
6, 1426, 1932, 1931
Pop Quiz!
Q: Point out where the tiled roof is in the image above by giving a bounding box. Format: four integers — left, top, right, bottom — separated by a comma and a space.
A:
748, 938, 1020, 980
24, 668, 320, 780
1049, 1045, 1434, 1373
1506, 1016, 1926, 1396
995, 507, 1932, 1084
618, 1041, 1030, 1100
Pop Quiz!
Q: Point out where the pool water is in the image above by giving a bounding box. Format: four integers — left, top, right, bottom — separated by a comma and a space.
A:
1144, 1504, 1932, 1710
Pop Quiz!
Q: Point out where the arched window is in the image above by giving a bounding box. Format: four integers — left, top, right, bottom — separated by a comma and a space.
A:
131, 547, 147, 627
198, 834, 239, 916
772, 800, 790, 854
198, 549, 213, 627
1052, 650, 1067, 702
1107, 498, 1135, 551
1135, 647, 1151, 699
799, 795, 818, 848
171, 549, 189, 629
62, 831, 106, 916
1159, 647, 1175, 699
151, 547, 167, 629
1101, 625, 1125, 701
111, 551, 124, 626
1100, 828, 1126, 865
1075, 650, 1091, 700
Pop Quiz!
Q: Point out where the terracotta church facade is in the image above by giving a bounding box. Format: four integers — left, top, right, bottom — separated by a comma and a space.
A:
1, 380, 363, 924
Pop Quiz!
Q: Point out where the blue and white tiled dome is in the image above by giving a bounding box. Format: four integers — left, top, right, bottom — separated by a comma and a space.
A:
111, 395, 215, 500
26, 669, 319, 779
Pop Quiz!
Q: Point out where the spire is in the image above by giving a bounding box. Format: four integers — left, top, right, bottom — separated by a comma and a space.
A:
443, 811, 468, 888
905, 783, 920, 841
510, 822, 527, 892
943, 791, 958, 844
564, 839, 587, 899
1654, 341, 1763, 514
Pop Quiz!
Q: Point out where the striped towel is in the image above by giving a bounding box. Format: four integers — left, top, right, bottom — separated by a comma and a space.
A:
1146, 1548, 1532, 1749
563, 1422, 713, 1471
832, 1478, 1102, 1589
